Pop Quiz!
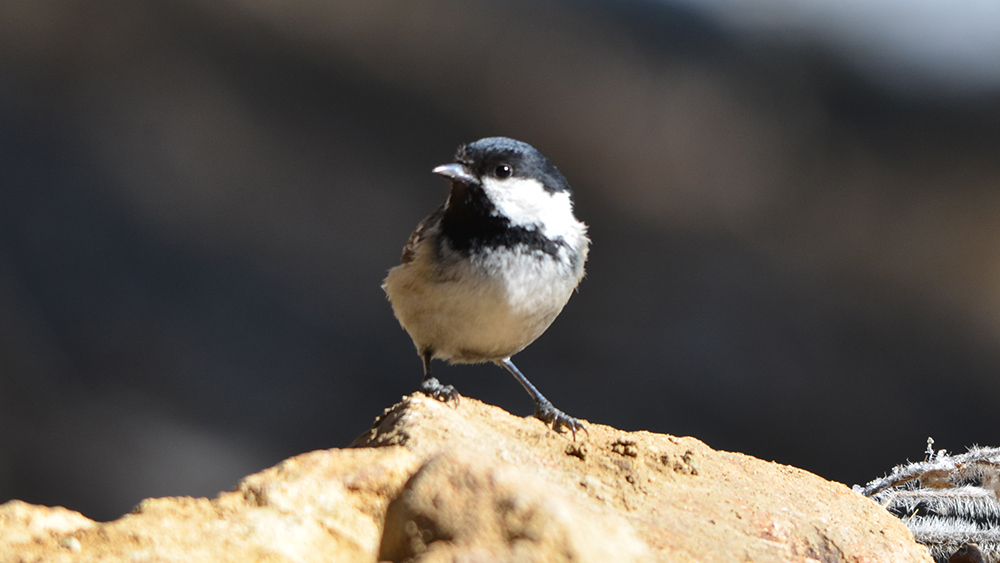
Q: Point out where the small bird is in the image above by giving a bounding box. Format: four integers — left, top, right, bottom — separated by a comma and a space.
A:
383, 137, 590, 437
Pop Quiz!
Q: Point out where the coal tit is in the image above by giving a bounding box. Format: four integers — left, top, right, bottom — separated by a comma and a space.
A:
383, 137, 590, 437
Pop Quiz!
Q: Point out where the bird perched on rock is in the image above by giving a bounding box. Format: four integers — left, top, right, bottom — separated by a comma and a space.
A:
383, 137, 590, 437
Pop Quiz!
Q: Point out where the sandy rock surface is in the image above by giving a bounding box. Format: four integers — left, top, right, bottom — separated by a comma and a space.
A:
0, 394, 931, 562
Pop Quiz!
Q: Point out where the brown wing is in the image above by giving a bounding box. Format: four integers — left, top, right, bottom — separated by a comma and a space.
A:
400, 204, 444, 264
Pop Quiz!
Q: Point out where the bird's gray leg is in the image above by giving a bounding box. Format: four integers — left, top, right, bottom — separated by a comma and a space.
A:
498, 358, 586, 440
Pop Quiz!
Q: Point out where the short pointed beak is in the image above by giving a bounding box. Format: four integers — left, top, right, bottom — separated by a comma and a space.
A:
432, 163, 476, 185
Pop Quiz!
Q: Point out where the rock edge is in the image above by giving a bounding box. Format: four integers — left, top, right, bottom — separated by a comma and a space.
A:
0, 394, 931, 562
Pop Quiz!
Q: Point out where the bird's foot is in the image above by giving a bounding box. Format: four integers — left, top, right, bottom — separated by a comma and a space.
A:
420, 376, 460, 406
534, 401, 587, 441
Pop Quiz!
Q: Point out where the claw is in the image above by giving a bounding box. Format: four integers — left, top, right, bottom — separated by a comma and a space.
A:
420, 376, 461, 406
534, 401, 587, 441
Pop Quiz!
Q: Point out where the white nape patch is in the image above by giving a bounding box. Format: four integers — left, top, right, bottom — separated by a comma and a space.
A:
480, 176, 584, 242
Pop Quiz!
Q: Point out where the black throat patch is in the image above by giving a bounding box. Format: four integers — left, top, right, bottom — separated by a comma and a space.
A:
440, 182, 563, 257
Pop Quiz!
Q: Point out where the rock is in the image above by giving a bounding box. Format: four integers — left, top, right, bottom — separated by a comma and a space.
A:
0, 394, 932, 562
378, 451, 651, 562
0, 500, 94, 549
1, 446, 419, 563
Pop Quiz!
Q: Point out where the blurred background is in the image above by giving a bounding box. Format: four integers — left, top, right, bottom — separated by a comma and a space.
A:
2, 0, 1000, 522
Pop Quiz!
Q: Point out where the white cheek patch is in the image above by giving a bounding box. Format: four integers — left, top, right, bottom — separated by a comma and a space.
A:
480, 176, 583, 241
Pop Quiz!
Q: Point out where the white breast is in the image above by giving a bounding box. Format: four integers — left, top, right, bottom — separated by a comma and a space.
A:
384, 236, 585, 364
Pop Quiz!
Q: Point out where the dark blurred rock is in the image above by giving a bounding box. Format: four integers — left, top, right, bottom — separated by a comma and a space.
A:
949, 544, 987, 563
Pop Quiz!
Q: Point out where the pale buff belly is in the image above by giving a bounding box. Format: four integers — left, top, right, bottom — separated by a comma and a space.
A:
384, 252, 577, 363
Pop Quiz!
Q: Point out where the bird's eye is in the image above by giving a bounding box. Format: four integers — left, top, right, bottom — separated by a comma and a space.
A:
494, 164, 512, 179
